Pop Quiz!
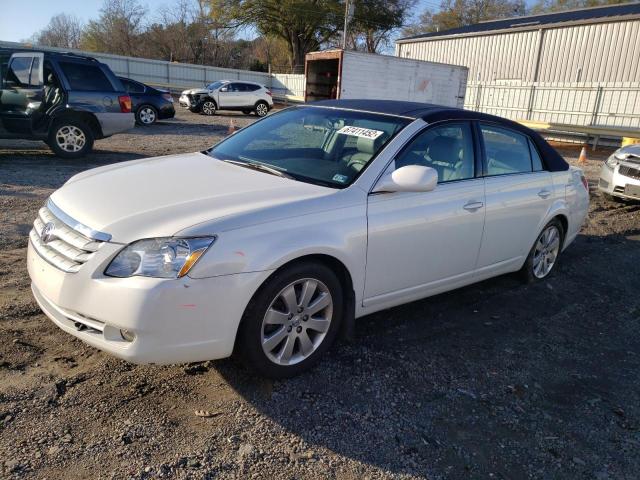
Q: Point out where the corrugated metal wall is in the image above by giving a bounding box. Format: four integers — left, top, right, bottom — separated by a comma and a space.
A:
396, 19, 640, 83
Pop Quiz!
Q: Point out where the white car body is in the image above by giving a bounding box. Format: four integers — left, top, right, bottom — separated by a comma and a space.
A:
27, 103, 589, 367
598, 143, 640, 200
178, 80, 273, 115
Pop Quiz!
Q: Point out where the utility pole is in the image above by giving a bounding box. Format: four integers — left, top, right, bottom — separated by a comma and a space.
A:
342, 0, 354, 50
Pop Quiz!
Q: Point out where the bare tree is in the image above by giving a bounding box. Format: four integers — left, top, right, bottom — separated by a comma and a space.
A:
32, 13, 84, 49
347, 0, 416, 53
81, 0, 148, 56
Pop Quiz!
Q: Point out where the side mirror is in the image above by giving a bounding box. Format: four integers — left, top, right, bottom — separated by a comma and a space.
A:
220, 86, 229, 92
372, 165, 438, 193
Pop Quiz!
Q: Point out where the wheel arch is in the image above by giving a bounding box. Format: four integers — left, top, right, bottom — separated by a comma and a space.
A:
233, 253, 357, 353
51, 111, 103, 139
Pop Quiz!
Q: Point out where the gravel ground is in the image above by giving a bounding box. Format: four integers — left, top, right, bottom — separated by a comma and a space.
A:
1, 107, 639, 480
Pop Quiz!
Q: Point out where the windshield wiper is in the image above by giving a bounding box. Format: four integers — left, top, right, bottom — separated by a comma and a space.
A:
220, 159, 294, 179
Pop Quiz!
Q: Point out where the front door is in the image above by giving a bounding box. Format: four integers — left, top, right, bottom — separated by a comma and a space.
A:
364, 121, 486, 308
0, 52, 44, 137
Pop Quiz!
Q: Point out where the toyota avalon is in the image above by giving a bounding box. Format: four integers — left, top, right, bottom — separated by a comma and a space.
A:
27, 100, 589, 378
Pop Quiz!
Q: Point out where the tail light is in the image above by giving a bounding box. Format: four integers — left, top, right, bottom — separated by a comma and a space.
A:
265, 90, 272, 97
580, 174, 589, 192
118, 95, 132, 113
161, 93, 173, 102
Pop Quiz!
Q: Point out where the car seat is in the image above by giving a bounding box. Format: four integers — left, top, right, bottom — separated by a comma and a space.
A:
346, 136, 383, 172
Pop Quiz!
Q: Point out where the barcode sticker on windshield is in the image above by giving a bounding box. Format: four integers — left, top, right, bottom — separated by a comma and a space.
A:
337, 126, 384, 140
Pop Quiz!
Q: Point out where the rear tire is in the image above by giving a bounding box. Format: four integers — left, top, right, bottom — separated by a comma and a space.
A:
238, 262, 343, 378
48, 118, 94, 159
135, 105, 158, 126
254, 101, 269, 117
520, 219, 564, 283
201, 100, 216, 116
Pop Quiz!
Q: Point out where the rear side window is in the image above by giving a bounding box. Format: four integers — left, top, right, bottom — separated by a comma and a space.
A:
246, 83, 261, 91
122, 79, 144, 93
528, 139, 545, 171
480, 125, 534, 176
59, 62, 114, 91
6, 57, 40, 88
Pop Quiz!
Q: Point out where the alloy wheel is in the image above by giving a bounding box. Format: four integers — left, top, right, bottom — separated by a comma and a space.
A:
55, 126, 86, 153
139, 107, 156, 124
202, 101, 216, 115
261, 278, 333, 366
256, 103, 268, 117
532, 225, 561, 278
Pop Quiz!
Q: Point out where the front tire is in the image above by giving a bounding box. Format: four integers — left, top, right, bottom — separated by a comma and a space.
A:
255, 101, 269, 117
238, 262, 343, 378
136, 105, 158, 125
48, 118, 94, 159
201, 100, 216, 116
520, 219, 563, 283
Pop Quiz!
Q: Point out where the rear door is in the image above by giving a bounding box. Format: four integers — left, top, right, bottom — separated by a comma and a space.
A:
475, 123, 555, 273
0, 52, 44, 136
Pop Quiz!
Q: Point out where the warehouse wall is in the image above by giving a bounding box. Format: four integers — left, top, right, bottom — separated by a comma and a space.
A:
396, 19, 640, 83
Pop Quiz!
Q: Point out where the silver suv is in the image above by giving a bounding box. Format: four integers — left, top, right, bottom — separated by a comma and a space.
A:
179, 80, 273, 117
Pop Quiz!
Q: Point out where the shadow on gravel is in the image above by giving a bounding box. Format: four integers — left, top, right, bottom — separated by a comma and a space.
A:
217, 232, 640, 479
130, 123, 228, 137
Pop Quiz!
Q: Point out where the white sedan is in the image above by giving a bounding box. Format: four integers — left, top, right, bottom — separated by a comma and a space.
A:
27, 100, 589, 378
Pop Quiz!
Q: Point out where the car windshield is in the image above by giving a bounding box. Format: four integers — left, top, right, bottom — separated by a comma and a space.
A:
208, 106, 410, 188
206, 81, 225, 90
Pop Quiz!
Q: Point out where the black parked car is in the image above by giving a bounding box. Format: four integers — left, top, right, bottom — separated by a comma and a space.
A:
0, 49, 134, 158
118, 77, 175, 126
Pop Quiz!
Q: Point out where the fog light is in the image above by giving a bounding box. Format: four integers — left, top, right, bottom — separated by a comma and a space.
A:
120, 329, 136, 342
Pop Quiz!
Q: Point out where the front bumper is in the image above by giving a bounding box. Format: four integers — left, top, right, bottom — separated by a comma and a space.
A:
27, 240, 271, 364
598, 162, 640, 200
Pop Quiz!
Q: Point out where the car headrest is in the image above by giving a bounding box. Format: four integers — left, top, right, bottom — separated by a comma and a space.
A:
46, 73, 57, 85
428, 136, 460, 162
356, 135, 382, 155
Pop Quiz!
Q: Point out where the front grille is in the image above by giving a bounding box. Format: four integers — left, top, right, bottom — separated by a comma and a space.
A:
614, 186, 625, 194
619, 165, 640, 180
30, 205, 105, 273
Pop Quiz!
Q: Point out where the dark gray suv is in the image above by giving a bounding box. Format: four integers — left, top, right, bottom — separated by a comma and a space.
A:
0, 50, 134, 158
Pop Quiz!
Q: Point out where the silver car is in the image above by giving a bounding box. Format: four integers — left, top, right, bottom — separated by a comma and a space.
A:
598, 143, 640, 201
179, 80, 273, 117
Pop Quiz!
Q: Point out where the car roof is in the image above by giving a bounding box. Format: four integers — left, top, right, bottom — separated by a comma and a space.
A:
216, 79, 263, 86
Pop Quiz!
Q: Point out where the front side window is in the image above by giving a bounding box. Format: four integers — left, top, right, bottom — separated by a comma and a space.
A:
59, 62, 114, 91
481, 125, 534, 176
395, 122, 475, 183
209, 106, 409, 188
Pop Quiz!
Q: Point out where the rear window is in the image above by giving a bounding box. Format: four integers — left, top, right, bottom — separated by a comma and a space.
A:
59, 62, 114, 91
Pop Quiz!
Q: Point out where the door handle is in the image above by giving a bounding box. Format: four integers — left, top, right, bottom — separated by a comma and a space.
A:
538, 189, 552, 199
463, 201, 484, 211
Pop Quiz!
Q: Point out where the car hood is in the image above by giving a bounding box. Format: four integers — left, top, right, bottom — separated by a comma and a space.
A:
50, 152, 334, 243
618, 143, 640, 159
181, 88, 209, 95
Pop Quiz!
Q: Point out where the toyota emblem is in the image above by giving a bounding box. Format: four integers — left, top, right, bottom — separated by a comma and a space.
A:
41, 222, 56, 244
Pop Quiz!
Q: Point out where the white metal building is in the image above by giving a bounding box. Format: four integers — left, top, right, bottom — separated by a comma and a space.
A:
396, 3, 640, 83
395, 3, 640, 135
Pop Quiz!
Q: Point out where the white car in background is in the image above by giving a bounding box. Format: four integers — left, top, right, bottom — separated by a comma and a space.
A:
179, 80, 273, 117
27, 100, 589, 378
598, 143, 640, 201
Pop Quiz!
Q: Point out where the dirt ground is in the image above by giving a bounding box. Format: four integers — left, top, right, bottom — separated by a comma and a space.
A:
1, 107, 639, 480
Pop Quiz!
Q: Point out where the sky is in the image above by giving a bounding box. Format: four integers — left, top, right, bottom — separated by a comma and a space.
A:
0, 0, 528, 44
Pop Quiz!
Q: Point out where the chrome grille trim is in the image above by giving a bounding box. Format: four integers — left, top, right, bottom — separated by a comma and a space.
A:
30, 203, 108, 273
46, 199, 111, 242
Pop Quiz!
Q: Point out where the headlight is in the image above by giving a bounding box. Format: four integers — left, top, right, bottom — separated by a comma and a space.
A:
605, 152, 626, 168
105, 237, 215, 279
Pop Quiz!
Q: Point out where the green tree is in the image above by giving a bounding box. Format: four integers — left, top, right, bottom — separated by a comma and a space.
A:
227, 0, 344, 72
348, 0, 416, 53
